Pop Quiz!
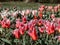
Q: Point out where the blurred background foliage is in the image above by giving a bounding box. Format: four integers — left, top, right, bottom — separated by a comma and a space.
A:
0, 0, 60, 3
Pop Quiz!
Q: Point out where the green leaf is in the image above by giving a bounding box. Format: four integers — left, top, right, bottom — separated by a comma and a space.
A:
0, 38, 12, 45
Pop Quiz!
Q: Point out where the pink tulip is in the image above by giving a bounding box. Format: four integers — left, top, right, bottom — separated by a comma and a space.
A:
38, 26, 45, 33
25, 9, 30, 15
50, 14, 55, 19
54, 6, 58, 12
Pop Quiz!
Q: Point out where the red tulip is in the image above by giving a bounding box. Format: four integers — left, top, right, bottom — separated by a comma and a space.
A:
37, 19, 43, 26
32, 19, 37, 26
1, 23, 6, 28
28, 23, 34, 30
5, 19, 10, 28
12, 29, 20, 39
46, 28, 54, 35
24, 23, 28, 30
46, 22, 55, 35
43, 20, 50, 28
16, 20, 24, 28
22, 16, 27, 23
43, 20, 55, 35
19, 27, 25, 35
28, 22, 35, 31
40, 5, 45, 8
29, 26, 34, 31
28, 28, 38, 41
33, 15, 37, 19
1, 19, 10, 28
28, 20, 36, 30
16, 20, 20, 28
39, 13, 43, 19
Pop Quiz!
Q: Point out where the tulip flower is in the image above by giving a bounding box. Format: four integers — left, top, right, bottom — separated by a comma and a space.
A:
37, 19, 43, 26
28, 28, 38, 41
38, 13, 43, 19
24, 23, 28, 30
12, 11, 18, 17
12, 29, 20, 39
38, 26, 45, 33
46, 22, 55, 35
16, 19, 20, 28
22, 16, 27, 23
54, 6, 58, 12
32, 10, 37, 19
1, 19, 10, 28
48, 6, 53, 11
25, 9, 30, 15
40, 5, 45, 8
56, 18, 60, 24
16, 19, 24, 28
38, 7, 44, 13
32, 10, 37, 15
33, 15, 37, 19
31, 19, 37, 26
28, 23, 34, 30
21, 10, 25, 16
19, 26, 25, 35
50, 14, 55, 19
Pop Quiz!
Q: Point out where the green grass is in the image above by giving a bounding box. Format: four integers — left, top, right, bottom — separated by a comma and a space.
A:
0, 2, 58, 10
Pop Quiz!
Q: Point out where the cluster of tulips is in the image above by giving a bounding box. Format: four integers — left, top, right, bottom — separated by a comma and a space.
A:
0, 4, 60, 45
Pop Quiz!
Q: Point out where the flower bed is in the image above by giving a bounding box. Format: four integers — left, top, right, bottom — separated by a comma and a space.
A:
0, 4, 60, 45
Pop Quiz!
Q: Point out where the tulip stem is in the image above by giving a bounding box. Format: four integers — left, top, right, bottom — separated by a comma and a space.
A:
30, 38, 32, 45
23, 35, 25, 45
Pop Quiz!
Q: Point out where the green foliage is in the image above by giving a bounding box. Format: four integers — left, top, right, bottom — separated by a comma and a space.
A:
0, 38, 12, 45
38, 0, 58, 3
0, 0, 59, 3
